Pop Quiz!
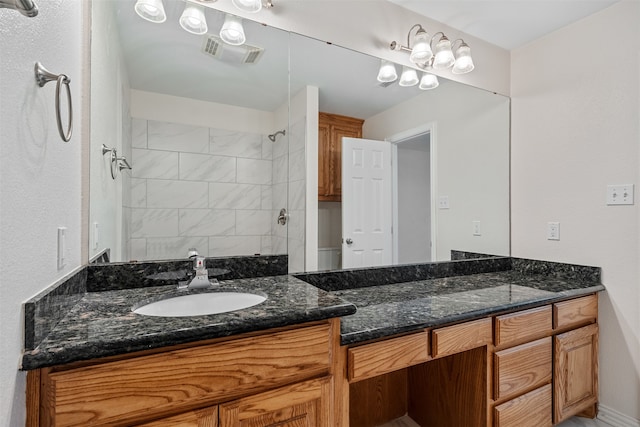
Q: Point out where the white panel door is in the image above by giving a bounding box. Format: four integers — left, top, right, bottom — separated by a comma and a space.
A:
342, 137, 392, 269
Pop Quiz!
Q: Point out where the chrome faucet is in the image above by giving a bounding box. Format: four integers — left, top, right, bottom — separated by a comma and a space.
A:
178, 249, 218, 289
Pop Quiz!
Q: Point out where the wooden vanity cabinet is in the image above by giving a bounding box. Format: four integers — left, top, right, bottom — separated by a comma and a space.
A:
318, 112, 364, 202
27, 320, 338, 427
340, 294, 599, 427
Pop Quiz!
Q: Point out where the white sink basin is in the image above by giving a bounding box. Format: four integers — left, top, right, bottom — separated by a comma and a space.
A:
133, 292, 267, 317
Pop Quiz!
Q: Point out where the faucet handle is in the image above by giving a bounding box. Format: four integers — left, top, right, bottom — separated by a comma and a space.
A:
187, 248, 199, 258
193, 255, 206, 270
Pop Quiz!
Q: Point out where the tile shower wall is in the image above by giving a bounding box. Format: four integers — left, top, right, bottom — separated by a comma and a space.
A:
287, 117, 306, 273
126, 119, 279, 260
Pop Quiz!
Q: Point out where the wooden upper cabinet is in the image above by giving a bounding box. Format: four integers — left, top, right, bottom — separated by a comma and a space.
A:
318, 112, 364, 202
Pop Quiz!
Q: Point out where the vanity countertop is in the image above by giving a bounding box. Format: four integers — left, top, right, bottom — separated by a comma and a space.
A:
332, 269, 605, 345
21, 275, 356, 370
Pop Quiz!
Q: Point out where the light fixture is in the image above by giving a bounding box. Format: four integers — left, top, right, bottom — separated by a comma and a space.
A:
179, 3, 208, 35
220, 14, 246, 46
399, 66, 419, 87
134, 0, 166, 23
377, 60, 398, 83
232, 0, 262, 13
432, 34, 455, 70
390, 25, 474, 75
419, 73, 439, 90
452, 41, 475, 74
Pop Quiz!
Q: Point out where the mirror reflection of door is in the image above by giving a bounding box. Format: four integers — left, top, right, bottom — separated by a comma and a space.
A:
341, 137, 393, 269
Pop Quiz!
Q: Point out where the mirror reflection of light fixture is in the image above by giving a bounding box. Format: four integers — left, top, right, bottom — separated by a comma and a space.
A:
377, 60, 398, 83
232, 0, 262, 13
390, 25, 474, 74
179, 3, 208, 35
220, 14, 246, 46
399, 66, 419, 87
134, 0, 166, 23
419, 73, 439, 90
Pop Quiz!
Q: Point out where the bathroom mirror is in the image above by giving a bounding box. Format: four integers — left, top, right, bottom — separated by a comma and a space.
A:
89, 0, 510, 269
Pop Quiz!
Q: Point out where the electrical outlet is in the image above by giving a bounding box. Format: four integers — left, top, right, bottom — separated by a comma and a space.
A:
547, 222, 560, 241
607, 184, 634, 205
472, 221, 481, 236
57, 227, 67, 269
438, 196, 450, 209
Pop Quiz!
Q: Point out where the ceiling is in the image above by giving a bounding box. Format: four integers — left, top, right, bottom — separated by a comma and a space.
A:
388, 0, 620, 50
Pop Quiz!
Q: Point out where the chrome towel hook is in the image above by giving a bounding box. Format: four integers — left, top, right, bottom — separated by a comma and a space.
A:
34, 62, 73, 142
102, 144, 132, 180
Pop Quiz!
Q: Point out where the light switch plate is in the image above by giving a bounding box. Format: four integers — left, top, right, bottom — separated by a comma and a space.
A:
606, 184, 634, 205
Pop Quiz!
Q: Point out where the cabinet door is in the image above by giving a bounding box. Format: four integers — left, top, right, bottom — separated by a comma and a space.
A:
219, 377, 332, 427
137, 406, 218, 427
318, 121, 332, 199
554, 323, 598, 423
318, 113, 363, 202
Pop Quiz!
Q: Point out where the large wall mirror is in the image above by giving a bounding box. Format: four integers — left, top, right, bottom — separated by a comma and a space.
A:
89, 0, 510, 272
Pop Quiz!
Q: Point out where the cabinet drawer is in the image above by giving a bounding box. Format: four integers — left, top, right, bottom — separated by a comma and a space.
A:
494, 337, 552, 401
45, 324, 331, 426
554, 294, 598, 330
348, 331, 429, 382
495, 305, 552, 347
494, 384, 552, 427
432, 318, 492, 358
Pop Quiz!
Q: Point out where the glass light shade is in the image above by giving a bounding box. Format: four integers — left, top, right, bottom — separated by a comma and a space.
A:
220, 15, 246, 46
419, 73, 439, 90
409, 29, 433, 64
452, 43, 475, 74
432, 36, 455, 70
398, 66, 419, 87
179, 3, 207, 35
134, 0, 166, 23
232, 0, 262, 13
377, 60, 398, 83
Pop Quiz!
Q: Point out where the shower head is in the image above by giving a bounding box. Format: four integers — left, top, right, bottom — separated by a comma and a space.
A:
268, 129, 286, 142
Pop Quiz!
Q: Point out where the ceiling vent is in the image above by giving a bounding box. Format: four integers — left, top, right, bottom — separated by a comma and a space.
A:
201, 35, 264, 65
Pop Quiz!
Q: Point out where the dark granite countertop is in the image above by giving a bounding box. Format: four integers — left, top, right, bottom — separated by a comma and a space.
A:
21, 255, 605, 370
332, 270, 604, 345
21, 275, 356, 370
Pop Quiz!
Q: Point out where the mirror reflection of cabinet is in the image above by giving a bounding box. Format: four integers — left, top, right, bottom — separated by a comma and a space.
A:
318, 113, 364, 202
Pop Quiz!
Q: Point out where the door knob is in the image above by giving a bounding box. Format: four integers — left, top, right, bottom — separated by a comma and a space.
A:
345, 238, 353, 245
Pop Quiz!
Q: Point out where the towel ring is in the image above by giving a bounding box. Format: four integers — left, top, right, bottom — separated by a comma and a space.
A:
35, 62, 73, 142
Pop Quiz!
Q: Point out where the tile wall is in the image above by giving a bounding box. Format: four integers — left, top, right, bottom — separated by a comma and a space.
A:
125, 119, 282, 261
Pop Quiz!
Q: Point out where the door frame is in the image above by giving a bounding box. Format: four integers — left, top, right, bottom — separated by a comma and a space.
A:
386, 122, 437, 263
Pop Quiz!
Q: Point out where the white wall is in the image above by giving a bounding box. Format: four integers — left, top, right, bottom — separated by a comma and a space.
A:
365, 82, 511, 260
0, 1, 86, 425
511, 1, 640, 422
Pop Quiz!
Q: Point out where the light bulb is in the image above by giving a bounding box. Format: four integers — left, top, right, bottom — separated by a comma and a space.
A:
232, 0, 262, 13
377, 60, 398, 83
179, 3, 207, 35
220, 14, 246, 46
419, 73, 439, 90
452, 42, 475, 74
433, 36, 455, 70
409, 28, 433, 65
134, 0, 166, 23
399, 66, 419, 87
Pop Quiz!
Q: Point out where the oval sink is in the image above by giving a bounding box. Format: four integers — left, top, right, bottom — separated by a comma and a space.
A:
133, 292, 267, 317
